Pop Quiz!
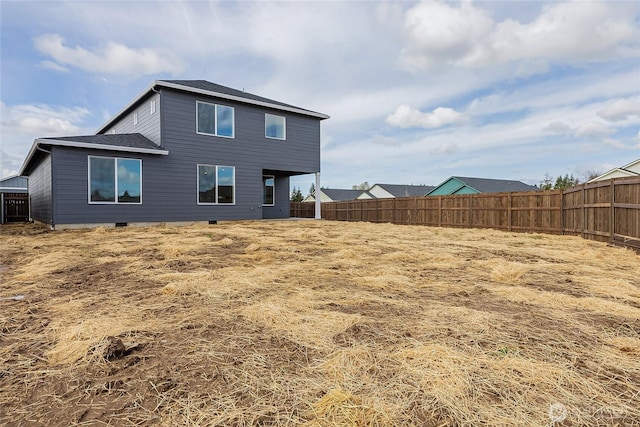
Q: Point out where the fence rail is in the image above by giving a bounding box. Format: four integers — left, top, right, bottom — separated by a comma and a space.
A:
291, 177, 640, 252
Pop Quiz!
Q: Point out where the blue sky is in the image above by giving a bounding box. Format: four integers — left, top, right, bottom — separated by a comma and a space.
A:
1, 0, 639, 195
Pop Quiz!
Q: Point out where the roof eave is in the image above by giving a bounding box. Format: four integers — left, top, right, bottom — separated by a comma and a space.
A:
19, 138, 168, 176
95, 80, 329, 135
157, 81, 330, 119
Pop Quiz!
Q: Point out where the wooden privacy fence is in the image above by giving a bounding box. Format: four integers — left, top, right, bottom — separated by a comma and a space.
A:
290, 177, 640, 252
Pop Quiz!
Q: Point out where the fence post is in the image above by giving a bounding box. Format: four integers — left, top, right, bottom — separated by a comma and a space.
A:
507, 193, 512, 232
393, 198, 397, 224
438, 197, 442, 227
468, 194, 473, 228
610, 179, 615, 245
560, 190, 565, 235
581, 184, 586, 238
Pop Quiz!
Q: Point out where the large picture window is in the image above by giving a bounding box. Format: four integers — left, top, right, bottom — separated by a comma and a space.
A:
265, 114, 285, 140
89, 156, 141, 204
263, 175, 274, 206
197, 101, 234, 138
198, 165, 235, 204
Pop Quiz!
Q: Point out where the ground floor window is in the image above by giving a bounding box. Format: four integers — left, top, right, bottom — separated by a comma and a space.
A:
89, 156, 141, 204
263, 175, 275, 206
198, 165, 235, 204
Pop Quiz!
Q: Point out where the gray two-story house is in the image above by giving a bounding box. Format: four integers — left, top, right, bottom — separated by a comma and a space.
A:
19, 80, 328, 229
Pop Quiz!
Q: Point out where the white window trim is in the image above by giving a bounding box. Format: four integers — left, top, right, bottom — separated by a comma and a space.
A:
133, 112, 138, 126
265, 113, 286, 140
88, 156, 143, 205
150, 99, 156, 115
263, 175, 275, 206
196, 164, 236, 205
196, 101, 235, 139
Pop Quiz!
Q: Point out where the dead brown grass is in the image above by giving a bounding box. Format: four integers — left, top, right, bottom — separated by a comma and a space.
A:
1, 220, 639, 426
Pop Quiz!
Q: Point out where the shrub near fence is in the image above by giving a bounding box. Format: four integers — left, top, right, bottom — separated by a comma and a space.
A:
290, 177, 640, 252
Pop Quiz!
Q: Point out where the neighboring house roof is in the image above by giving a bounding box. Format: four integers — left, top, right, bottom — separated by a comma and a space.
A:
20, 134, 168, 176
587, 158, 640, 183
369, 183, 435, 198
428, 176, 538, 196
96, 79, 329, 134
0, 175, 28, 192
320, 188, 367, 202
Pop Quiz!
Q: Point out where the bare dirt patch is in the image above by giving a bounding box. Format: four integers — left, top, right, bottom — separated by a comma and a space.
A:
1, 220, 639, 426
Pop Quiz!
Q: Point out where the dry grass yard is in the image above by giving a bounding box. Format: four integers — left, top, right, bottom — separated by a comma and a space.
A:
1, 220, 639, 426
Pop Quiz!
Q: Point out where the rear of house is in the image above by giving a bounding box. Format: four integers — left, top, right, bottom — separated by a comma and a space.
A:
20, 80, 328, 229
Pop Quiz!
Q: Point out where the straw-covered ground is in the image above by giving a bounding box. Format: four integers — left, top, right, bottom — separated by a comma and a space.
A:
0, 220, 638, 426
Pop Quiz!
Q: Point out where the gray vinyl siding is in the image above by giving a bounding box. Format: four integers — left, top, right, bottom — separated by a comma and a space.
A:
101, 94, 161, 146
262, 175, 291, 219
28, 153, 53, 224
0, 176, 28, 191
47, 89, 322, 225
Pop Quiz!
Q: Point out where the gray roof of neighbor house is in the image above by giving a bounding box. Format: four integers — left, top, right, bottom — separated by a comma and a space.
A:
96, 79, 329, 134
375, 184, 435, 197
452, 177, 538, 193
20, 134, 168, 176
322, 188, 367, 201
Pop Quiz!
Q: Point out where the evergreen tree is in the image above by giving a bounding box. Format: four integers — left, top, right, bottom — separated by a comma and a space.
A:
309, 183, 316, 197
290, 186, 304, 202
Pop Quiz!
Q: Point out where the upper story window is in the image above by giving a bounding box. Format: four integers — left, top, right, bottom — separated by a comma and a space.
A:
89, 156, 142, 204
150, 99, 156, 115
197, 101, 234, 138
265, 114, 286, 140
133, 112, 138, 125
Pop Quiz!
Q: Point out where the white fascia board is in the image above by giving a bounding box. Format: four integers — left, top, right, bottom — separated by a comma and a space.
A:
0, 187, 27, 191
157, 81, 330, 119
39, 139, 169, 155
622, 158, 640, 173
19, 140, 43, 176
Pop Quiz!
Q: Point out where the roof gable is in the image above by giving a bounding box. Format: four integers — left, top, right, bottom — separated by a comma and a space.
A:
428, 176, 537, 195
96, 79, 329, 135
621, 158, 640, 174
452, 177, 537, 193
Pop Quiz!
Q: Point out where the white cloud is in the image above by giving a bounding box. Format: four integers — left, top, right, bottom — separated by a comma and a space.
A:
597, 98, 640, 122
33, 34, 184, 76
386, 105, 465, 129
401, 1, 639, 72
573, 122, 616, 138
0, 101, 93, 176
603, 138, 627, 149
1, 101, 90, 137
401, 0, 493, 70
40, 60, 69, 72
543, 122, 571, 135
